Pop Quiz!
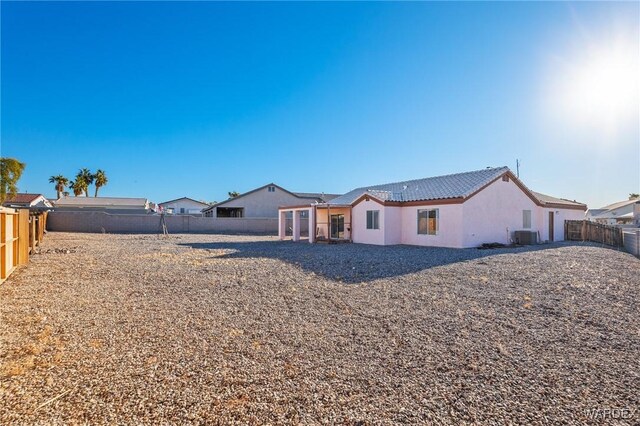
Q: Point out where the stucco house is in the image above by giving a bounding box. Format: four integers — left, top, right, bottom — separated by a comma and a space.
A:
278, 167, 587, 248
2, 193, 52, 209
203, 184, 339, 218
158, 197, 210, 215
586, 198, 640, 225
52, 196, 152, 214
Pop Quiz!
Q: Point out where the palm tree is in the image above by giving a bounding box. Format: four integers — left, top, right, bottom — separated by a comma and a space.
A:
93, 170, 108, 197
69, 178, 87, 197
49, 175, 69, 199
76, 169, 94, 197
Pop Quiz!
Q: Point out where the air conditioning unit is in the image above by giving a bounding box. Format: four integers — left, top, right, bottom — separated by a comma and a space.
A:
514, 230, 537, 245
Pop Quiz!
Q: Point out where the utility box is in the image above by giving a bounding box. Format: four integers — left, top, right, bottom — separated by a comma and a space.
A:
514, 230, 538, 245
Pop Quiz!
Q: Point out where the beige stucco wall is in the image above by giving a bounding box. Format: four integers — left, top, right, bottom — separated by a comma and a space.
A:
461, 178, 539, 247
401, 204, 464, 248
352, 200, 385, 245
215, 186, 312, 218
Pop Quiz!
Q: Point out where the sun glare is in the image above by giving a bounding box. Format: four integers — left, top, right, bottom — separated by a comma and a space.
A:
547, 34, 639, 137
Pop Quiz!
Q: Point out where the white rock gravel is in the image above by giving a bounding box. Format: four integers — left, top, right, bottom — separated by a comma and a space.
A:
0, 232, 638, 425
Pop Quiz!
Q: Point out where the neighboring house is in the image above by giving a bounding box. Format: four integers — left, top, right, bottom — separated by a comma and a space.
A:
203, 184, 339, 218
279, 166, 587, 248
2, 193, 52, 209
586, 198, 640, 225
52, 196, 152, 214
158, 197, 210, 215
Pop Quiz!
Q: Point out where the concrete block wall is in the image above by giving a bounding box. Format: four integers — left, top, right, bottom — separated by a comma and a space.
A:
47, 211, 279, 234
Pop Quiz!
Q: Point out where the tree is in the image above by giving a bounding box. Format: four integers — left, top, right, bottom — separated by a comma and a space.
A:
77, 168, 94, 197
49, 175, 69, 199
228, 191, 240, 198
630, 193, 639, 200
0, 157, 26, 203
93, 169, 108, 197
69, 178, 87, 197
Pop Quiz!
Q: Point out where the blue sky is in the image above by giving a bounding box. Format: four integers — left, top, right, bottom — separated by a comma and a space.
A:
1, 1, 638, 207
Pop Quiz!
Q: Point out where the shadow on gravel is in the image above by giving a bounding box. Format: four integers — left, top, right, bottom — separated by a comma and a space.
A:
178, 240, 591, 284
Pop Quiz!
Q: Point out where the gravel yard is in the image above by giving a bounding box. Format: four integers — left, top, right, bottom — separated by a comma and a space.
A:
1, 232, 639, 424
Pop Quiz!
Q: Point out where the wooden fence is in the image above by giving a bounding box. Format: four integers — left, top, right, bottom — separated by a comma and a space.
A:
0, 206, 47, 284
564, 220, 624, 247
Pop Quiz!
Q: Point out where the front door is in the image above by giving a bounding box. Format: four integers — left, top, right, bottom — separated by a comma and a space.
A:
330, 214, 344, 239
549, 211, 554, 242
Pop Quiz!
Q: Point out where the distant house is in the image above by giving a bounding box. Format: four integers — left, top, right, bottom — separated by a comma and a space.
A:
586, 198, 640, 225
2, 193, 52, 209
52, 196, 152, 214
158, 197, 210, 215
279, 166, 587, 248
203, 184, 339, 218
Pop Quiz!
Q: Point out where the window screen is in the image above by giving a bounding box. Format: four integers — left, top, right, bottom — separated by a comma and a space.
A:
523, 210, 532, 229
366, 210, 379, 229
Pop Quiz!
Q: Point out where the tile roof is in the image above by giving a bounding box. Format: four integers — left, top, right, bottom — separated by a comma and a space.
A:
327, 167, 510, 205
2, 193, 44, 205
293, 192, 341, 202
531, 192, 586, 207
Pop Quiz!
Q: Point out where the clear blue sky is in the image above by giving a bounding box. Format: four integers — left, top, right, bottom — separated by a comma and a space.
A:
1, 1, 638, 207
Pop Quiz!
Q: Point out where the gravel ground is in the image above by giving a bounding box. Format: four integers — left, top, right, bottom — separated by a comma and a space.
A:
1, 232, 638, 425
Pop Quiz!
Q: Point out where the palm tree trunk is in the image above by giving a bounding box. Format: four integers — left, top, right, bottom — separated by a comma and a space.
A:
95, 186, 99, 197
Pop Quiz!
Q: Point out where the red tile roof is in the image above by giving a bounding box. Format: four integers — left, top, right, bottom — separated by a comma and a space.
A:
2, 193, 43, 205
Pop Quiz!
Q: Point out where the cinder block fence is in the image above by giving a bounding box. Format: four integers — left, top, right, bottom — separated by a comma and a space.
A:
47, 211, 280, 234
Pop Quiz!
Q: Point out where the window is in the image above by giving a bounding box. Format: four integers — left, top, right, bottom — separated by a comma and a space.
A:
217, 207, 244, 218
523, 210, 532, 229
180, 208, 185, 214
268, 186, 276, 192
502, 175, 510, 182
366, 210, 379, 229
418, 209, 439, 235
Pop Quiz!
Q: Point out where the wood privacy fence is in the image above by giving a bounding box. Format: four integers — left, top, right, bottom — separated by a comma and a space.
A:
0, 207, 47, 284
564, 220, 624, 247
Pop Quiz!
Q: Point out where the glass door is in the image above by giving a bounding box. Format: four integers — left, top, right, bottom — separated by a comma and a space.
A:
330, 214, 344, 239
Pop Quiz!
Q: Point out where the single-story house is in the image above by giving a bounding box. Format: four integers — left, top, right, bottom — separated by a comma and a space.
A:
2, 193, 52, 209
52, 196, 152, 214
203, 184, 339, 218
278, 166, 587, 248
586, 198, 640, 225
158, 197, 210, 215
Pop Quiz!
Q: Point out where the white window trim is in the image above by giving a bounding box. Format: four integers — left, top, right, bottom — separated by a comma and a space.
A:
366, 210, 380, 230
523, 210, 532, 229
417, 208, 439, 235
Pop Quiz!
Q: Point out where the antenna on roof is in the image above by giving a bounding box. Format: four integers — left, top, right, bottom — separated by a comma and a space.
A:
516, 159, 521, 178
